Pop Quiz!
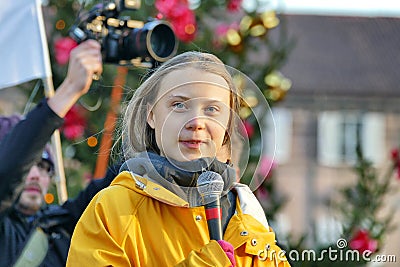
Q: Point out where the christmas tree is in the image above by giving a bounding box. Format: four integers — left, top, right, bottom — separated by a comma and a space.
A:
42, 0, 294, 205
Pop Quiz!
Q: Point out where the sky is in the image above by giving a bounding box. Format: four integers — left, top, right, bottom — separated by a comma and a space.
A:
249, 0, 400, 17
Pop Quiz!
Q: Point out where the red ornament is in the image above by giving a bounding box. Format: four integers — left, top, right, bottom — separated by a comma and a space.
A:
54, 37, 78, 65
242, 120, 255, 138
155, 0, 179, 18
170, 15, 196, 42
63, 125, 85, 141
349, 229, 378, 254
61, 105, 87, 140
155, 0, 196, 42
227, 0, 243, 12
215, 24, 230, 37
391, 148, 399, 161
390, 148, 400, 180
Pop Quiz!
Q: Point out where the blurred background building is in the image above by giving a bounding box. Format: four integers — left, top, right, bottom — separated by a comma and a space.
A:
268, 13, 400, 265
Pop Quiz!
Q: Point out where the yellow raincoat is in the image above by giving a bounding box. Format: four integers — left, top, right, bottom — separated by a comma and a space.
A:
66, 171, 290, 266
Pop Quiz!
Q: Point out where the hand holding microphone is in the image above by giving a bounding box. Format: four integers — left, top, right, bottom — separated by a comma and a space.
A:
197, 171, 236, 266
197, 171, 224, 240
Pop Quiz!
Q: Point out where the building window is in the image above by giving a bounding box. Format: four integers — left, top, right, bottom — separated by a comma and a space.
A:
340, 113, 362, 164
318, 111, 385, 167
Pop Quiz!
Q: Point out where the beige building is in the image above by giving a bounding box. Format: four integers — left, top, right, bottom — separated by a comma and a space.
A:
267, 14, 400, 266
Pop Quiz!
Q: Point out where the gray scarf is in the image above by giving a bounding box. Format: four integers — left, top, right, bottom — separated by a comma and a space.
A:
119, 151, 237, 208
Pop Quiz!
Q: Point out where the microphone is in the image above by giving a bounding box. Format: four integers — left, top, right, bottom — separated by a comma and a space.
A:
197, 171, 224, 241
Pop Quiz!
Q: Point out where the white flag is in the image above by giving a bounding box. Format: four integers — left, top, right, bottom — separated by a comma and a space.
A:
0, 0, 52, 90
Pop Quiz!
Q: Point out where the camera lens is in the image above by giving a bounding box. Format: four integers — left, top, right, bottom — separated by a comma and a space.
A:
148, 22, 177, 61
124, 20, 178, 63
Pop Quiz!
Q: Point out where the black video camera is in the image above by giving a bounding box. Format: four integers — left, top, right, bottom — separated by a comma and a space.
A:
69, 0, 178, 67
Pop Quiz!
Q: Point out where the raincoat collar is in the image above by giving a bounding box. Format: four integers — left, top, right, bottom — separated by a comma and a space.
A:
119, 151, 236, 207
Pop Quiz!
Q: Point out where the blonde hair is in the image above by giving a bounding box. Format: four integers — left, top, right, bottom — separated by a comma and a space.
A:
122, 51, 240, 160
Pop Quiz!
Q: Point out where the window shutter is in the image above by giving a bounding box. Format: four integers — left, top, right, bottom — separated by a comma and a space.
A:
362, 112, 385, 165
318, 111, 342, 166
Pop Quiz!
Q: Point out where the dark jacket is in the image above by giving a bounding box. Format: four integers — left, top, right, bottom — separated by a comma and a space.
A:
0, 100, 119, 267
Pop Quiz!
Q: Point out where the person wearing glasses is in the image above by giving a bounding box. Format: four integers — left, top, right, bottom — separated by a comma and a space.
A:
0, 40, 120, 267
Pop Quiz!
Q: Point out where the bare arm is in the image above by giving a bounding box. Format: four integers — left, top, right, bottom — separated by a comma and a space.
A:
48, 40, 102, 117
